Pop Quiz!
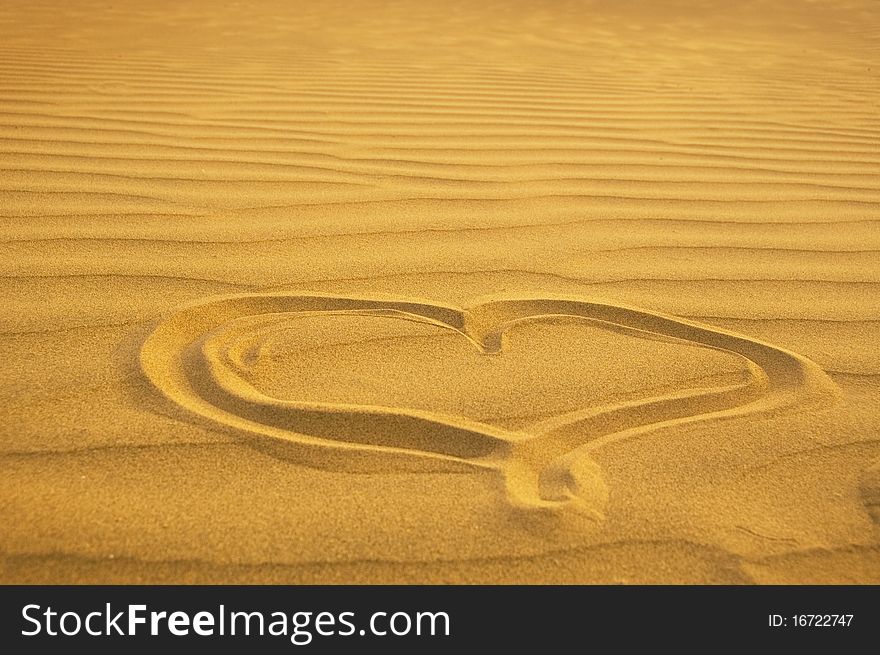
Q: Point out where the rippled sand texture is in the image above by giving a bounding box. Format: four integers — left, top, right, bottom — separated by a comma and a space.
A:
2, 0, 879, 583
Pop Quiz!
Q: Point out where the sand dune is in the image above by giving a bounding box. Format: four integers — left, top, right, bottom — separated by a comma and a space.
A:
1, 0, 879, 583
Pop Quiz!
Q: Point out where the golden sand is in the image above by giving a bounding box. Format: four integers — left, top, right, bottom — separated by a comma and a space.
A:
1, 0, 878, 583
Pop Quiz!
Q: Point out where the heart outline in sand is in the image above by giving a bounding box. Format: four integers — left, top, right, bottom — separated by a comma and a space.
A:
139, 292, 839, 521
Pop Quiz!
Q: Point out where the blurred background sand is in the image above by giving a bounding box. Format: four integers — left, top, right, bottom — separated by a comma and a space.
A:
1, 0, 878, 583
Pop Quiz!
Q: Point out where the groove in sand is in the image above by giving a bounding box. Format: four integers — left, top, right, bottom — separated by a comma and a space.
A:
139, 293, 839, 521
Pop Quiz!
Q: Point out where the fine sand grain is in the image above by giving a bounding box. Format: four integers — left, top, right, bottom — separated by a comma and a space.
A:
1, 0, 879, 583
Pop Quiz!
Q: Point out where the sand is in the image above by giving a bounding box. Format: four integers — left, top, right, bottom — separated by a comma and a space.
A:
1, 0, 878, 584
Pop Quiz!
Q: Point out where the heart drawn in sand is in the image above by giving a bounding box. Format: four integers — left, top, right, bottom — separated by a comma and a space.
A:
139, 293, 838, 522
